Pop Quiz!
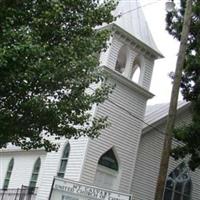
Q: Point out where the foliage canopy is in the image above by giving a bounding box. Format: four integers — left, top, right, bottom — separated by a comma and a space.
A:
0, 0, 116, 151
166, 0, 200, 170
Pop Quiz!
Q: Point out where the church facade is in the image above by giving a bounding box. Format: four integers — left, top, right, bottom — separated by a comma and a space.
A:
1, 1, 199, 200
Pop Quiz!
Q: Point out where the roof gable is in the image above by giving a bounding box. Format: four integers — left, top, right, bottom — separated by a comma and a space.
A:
143, 101, 190, 131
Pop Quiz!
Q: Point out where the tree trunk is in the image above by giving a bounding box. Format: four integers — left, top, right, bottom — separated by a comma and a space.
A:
154, 0, 193, 199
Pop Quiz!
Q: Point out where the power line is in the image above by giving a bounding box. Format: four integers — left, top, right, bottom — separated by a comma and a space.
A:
107, 97, 183, 145
107, 98, 164, 134
89, 86, 184, 146
116, 0, 162, 18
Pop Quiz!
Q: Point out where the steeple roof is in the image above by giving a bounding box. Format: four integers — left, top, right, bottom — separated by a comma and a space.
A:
113, 0, 161, 55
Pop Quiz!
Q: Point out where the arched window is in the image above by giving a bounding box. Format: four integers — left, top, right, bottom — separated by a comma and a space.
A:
164, 162, 192, 200
57, 143, 70, 178
131, 57, 141, 83
115, 46, 127, 74
94, 148, 119, 190
98, 148, 119, 171
3, 158, 14, 190
29, 157, 41, 193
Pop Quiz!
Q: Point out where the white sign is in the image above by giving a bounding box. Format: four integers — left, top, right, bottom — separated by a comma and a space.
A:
49, 177, 132, 200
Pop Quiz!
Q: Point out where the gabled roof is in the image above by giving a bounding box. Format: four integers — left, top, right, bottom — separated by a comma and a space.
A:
143, 101, 190, 130
113, 0, 161, 55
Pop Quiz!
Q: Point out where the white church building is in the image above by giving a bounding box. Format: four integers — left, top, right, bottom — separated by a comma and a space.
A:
1, 1, 200, 200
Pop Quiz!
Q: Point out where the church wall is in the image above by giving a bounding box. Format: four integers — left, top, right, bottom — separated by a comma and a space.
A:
36, 137, 89, 200
190, 170, 200, 199
99, 36, 113, 67
65, 137, 89, 181
35, 146, 62, 200
0, 151, 46, 190
0, 136, 89, 200
106, 35, 123, 70
142, 58, 154, 90
76, 18, 157, 193
80, 76, 147, 193
131, 107, 200, 200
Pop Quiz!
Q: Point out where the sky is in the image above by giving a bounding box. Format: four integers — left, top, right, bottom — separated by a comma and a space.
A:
139, 0, 181, 105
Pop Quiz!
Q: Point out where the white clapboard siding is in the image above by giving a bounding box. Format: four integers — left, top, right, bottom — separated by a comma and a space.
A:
131, 127, 164, 200
105, 35, 155, 91
64, 137, 89, 181
99, 36, 113, 67
36, 137, 89, 200
142, 58, 154, 90
36, 148, 62, 200
131, 105, 200, 200
106, 35, 123, 70
190, 169, 200, 199
0, 151, 46, 189
80, 75, 148, 193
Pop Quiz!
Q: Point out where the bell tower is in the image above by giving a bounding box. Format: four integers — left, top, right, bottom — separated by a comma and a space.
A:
100, 0, 163, 90
80, 0, 163, 193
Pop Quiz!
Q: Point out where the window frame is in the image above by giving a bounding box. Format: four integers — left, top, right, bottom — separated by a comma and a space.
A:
94, 148, 120, 190
164, 162, 192, 200
3, 158, 14, 190
98, 148, 119, 171
57, 143, 70, 178
29, 157, 41, 193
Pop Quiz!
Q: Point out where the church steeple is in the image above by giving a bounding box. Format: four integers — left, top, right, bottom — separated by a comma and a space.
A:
100, 0, 163, 91
113, 0, 161, 55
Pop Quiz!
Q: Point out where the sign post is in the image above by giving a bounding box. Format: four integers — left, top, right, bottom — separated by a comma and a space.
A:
49, 177, 132, 200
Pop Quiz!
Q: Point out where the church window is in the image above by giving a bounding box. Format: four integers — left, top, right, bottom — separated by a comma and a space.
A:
98, 148, 119, 171
115, 46, 127, 74
94, 148, 119, 190
3, 158, 14, 190
29, 157, 41, 193
57, 143, 70, 178
164, 162, 192, 200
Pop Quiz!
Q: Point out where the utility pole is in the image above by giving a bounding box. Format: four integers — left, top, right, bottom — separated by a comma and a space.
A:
154, 0, 193, 200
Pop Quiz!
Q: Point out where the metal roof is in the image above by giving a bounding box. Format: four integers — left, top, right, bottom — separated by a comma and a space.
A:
144, 101, 189, 128
113, 0, 162, 55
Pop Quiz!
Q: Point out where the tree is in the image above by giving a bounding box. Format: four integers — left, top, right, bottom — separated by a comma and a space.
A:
166, 0, 200, 170
0, 0, 116, 151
